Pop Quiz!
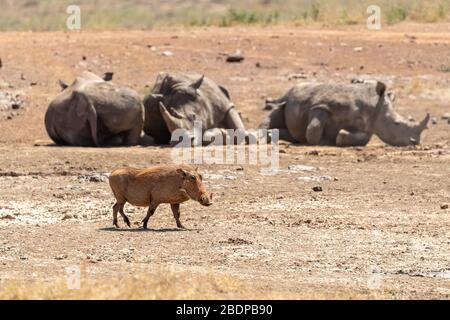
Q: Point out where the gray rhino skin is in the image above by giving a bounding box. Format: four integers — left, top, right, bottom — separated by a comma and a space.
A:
45, 71, 143, 147
143, 72, 245, 144
260, 81, 429, 147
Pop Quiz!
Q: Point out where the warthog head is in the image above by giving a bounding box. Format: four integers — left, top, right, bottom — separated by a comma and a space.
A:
373, 84, 429, 146
178, 167, 213, 206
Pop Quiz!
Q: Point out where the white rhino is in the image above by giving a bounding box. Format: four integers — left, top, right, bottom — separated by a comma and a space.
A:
143, 72, 246, 145
45, 71, 143, 147
260, 81, 429, 146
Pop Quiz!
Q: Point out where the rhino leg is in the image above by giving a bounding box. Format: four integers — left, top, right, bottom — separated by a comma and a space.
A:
224, 106, 245, 130
124, 123, 142, 146
305, 106, 329, 145
336, 129, 371, 147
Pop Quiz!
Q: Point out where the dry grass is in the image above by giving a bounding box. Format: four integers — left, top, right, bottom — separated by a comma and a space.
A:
0, 270, 388, 300
0, 0, 449, 31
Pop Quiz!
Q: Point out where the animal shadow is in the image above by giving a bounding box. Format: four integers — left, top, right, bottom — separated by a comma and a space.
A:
98, 226, 192, 233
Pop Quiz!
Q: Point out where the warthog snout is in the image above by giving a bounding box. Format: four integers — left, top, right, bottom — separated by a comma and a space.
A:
199, 192, 213, 206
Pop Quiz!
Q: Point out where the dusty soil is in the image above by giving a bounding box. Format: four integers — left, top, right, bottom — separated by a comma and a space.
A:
0, 24, 449, 299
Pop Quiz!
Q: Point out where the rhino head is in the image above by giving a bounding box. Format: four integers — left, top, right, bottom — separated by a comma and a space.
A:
151, 75, 206, 133
372, 83, 429, 146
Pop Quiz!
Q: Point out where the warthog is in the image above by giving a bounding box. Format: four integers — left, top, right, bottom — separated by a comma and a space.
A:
45, 71, 143, 147
109, 165, 213, 229
260, 81, 429, 146
143, 72, 247, 145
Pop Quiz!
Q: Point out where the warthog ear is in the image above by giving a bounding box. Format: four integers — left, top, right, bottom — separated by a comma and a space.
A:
375, 81, 387, 96
177, 168, 189, 178
58, 80, 69, 91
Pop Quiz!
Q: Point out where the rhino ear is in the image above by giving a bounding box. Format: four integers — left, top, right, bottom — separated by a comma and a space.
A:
58, 80, 69, 91
375, 81, 386, 96
387, 92, 396, 102
190, 75, 204, 90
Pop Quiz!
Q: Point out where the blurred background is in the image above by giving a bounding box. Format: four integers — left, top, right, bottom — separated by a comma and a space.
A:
0, 0, 449, 31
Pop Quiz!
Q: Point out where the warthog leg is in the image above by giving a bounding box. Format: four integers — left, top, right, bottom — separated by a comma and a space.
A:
118, 203, 130, 227
170, 204, 185, 229
142, 202, 159, 229
336, 129, 371, 147
306, 106, 329, 145
112, 202, 120, 228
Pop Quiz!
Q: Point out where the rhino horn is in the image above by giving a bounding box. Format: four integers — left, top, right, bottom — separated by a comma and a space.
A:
190, 75, 204, 90
158, 101, 184, 132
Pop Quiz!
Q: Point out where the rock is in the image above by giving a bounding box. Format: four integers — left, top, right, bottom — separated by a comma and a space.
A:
103, 72, 113, 81
288, 73, 307, 80
442, 113, 450, 120
288, 164, 317, 172
0, 214, 15, 220
226, 53, 244, 63
78, 173, 108, 182
431, 117, 437, 125
408, 115, 415, 122
312, 186, 323, 192
62, 214, 73, 221
441, 204, 448, 210
55, 254, 68, 260
161, 50, 173, 57
353, 47, 363, 52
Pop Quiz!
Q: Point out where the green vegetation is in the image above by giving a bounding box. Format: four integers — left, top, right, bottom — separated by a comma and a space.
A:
0, 0, 448, 31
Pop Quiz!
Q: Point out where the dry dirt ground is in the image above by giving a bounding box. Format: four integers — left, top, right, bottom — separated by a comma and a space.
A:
0, 24, 449, 299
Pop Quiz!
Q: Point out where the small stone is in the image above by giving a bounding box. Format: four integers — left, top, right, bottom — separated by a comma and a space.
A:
442, 113, 450, 120
431, 117, 437, 125
226, 54, 244, 63
0, 214, 15, 220
62, 214, 73, 220
312, 186, 323, 192
161, 50, 173, 57
441, 204, 448, 210
353, 47, 363, 52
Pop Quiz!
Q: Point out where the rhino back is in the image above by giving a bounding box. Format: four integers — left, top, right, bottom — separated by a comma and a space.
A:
82, 82, 143, 134
284, 83, 379, 140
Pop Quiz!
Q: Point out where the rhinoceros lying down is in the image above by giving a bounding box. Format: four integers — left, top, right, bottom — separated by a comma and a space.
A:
260, 81, 429, 147
45, 71, 143, 147
143, 72, 246, 145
